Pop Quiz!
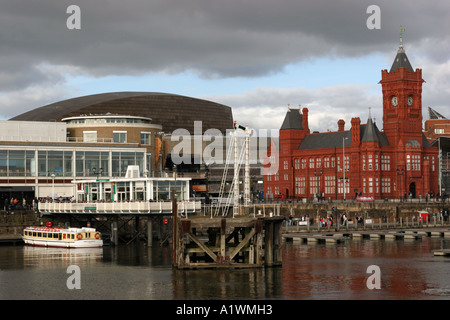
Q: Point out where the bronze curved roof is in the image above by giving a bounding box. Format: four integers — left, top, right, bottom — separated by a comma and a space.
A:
10, 92, 233, 134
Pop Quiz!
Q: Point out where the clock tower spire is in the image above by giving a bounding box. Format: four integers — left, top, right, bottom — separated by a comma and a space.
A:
380, 29, 424, 147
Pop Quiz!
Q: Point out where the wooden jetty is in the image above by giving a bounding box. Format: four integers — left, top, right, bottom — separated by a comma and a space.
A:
172, 214, 284, 269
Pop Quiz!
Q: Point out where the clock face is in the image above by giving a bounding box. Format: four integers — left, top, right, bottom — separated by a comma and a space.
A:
407, 96, 413, 106
391, 96, 398, 106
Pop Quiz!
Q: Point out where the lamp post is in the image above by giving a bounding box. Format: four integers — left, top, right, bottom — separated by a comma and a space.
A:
397, 168, 405, 201
343, 137, 349, 200
51, 174, 55, 201
314, 169, 323, 201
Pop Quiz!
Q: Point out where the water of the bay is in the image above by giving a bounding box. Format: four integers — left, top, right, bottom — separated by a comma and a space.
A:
1, 236, 450, 300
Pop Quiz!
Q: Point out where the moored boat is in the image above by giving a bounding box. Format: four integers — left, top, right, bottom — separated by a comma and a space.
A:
22, 225, 103, 248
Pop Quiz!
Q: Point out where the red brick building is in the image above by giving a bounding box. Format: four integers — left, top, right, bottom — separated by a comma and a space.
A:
424, 107, 450, 142
264, 43, 439, 200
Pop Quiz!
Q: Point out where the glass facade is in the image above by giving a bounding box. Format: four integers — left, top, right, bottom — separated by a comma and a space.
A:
0, 150, 36, 177
38, 151, 73, 176
0, 149, 147, 178
112, 152, 144, 177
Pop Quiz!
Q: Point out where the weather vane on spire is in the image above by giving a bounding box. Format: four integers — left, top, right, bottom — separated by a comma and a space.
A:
399, 26, 406, 47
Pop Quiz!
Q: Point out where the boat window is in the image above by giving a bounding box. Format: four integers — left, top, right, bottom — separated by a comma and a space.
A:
37, 232, 42, 237
32, 232, 36, 237
54, 233, 58, 239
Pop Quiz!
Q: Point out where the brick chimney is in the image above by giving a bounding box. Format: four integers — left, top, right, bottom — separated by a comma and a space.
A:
351, 117, 361, 146
338, 119, 345, 132
302, 108, 309, 133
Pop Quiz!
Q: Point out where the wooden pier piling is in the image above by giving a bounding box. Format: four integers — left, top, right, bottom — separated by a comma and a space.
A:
172, 215, 283, 269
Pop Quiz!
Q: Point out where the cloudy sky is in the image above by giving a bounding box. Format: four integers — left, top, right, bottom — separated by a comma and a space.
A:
0, 0, 449, 133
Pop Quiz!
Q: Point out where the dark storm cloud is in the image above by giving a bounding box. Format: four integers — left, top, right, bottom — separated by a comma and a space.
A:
0, 0, 448, 90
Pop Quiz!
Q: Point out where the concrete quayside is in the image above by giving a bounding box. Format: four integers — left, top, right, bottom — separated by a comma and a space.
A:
284, 227, 450, 244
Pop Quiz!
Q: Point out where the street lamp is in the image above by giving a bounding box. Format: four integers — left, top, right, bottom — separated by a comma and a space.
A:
314, 169, 323, 201
397, 168, 405, 201
343, 137, 349, 200
51, 174, 55, 201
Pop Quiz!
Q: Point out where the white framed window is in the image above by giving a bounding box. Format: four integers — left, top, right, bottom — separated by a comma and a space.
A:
295, 176, 306, 195
113, 131, 127, 143
140, 132, 151, 145
83, 131, 97, 143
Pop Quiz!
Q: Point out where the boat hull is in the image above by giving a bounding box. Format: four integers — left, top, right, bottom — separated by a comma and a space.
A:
22, 236, 103, 248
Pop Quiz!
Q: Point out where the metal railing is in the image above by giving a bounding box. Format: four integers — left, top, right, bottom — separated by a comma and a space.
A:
39, 201, 201, 215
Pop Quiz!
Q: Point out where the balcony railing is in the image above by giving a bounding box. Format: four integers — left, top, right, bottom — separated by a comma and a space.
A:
39, 201, 201, 215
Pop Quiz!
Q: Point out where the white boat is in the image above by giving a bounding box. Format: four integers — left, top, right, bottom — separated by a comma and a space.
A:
22, 226, 103, 248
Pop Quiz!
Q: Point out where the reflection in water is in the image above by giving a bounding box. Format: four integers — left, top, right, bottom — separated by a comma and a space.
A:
0, 237, 450, 299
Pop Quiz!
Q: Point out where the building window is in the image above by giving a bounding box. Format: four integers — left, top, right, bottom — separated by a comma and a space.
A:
294, 159, 300, 169
267, 186, 272, 197
113, 131, 127, 143
363, 178, 366, 193
435, 128, 444, 134
295, 176, 306, 195
375, 154, 378, 170
432, 156, 435, 171
309, 158, 314, 169
337, 178, 349, 194
0, 150, 36, 177
284, 174, 289, 181
38, 151, 73, 177
362, 155, 366, 170
274, 186, 280, 195
324, 157, 330, 168
382, 177, 391, 193
324, 175, 335, 194
309, 176, 319, 195
111, 152, 144, 177
368, 154, 373, 170
301, 158, 306, 169
344, 156, 349, 171
381, 155, 390, 171
140, 132, 151, 145
331, 157, 335, 168
368, 177, 373, 193
316, 157, 322, 168
83, 131, 97, 143
412, 154, 420, 171
283, 160, 288, 170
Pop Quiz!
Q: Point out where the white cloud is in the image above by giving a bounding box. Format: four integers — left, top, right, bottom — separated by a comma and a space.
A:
0, 84, 73, 120
202, 83, 381, 132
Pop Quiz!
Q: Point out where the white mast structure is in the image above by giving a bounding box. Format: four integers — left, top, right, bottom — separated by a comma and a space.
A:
215, 121, 251, 217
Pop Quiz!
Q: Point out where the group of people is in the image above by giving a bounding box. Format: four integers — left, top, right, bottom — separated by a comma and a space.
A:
2, 196, 38, 211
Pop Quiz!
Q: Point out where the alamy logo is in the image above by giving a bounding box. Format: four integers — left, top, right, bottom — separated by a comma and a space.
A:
66, 5, 81, 30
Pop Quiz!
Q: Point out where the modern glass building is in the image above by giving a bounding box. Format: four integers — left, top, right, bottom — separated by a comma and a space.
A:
0, 115, 160, 204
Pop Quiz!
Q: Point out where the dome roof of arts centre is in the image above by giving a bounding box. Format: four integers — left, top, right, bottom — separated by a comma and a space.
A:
10, 92, 233, 134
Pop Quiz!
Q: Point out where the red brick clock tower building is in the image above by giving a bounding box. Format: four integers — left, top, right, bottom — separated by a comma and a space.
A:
264, 40, 438, 201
